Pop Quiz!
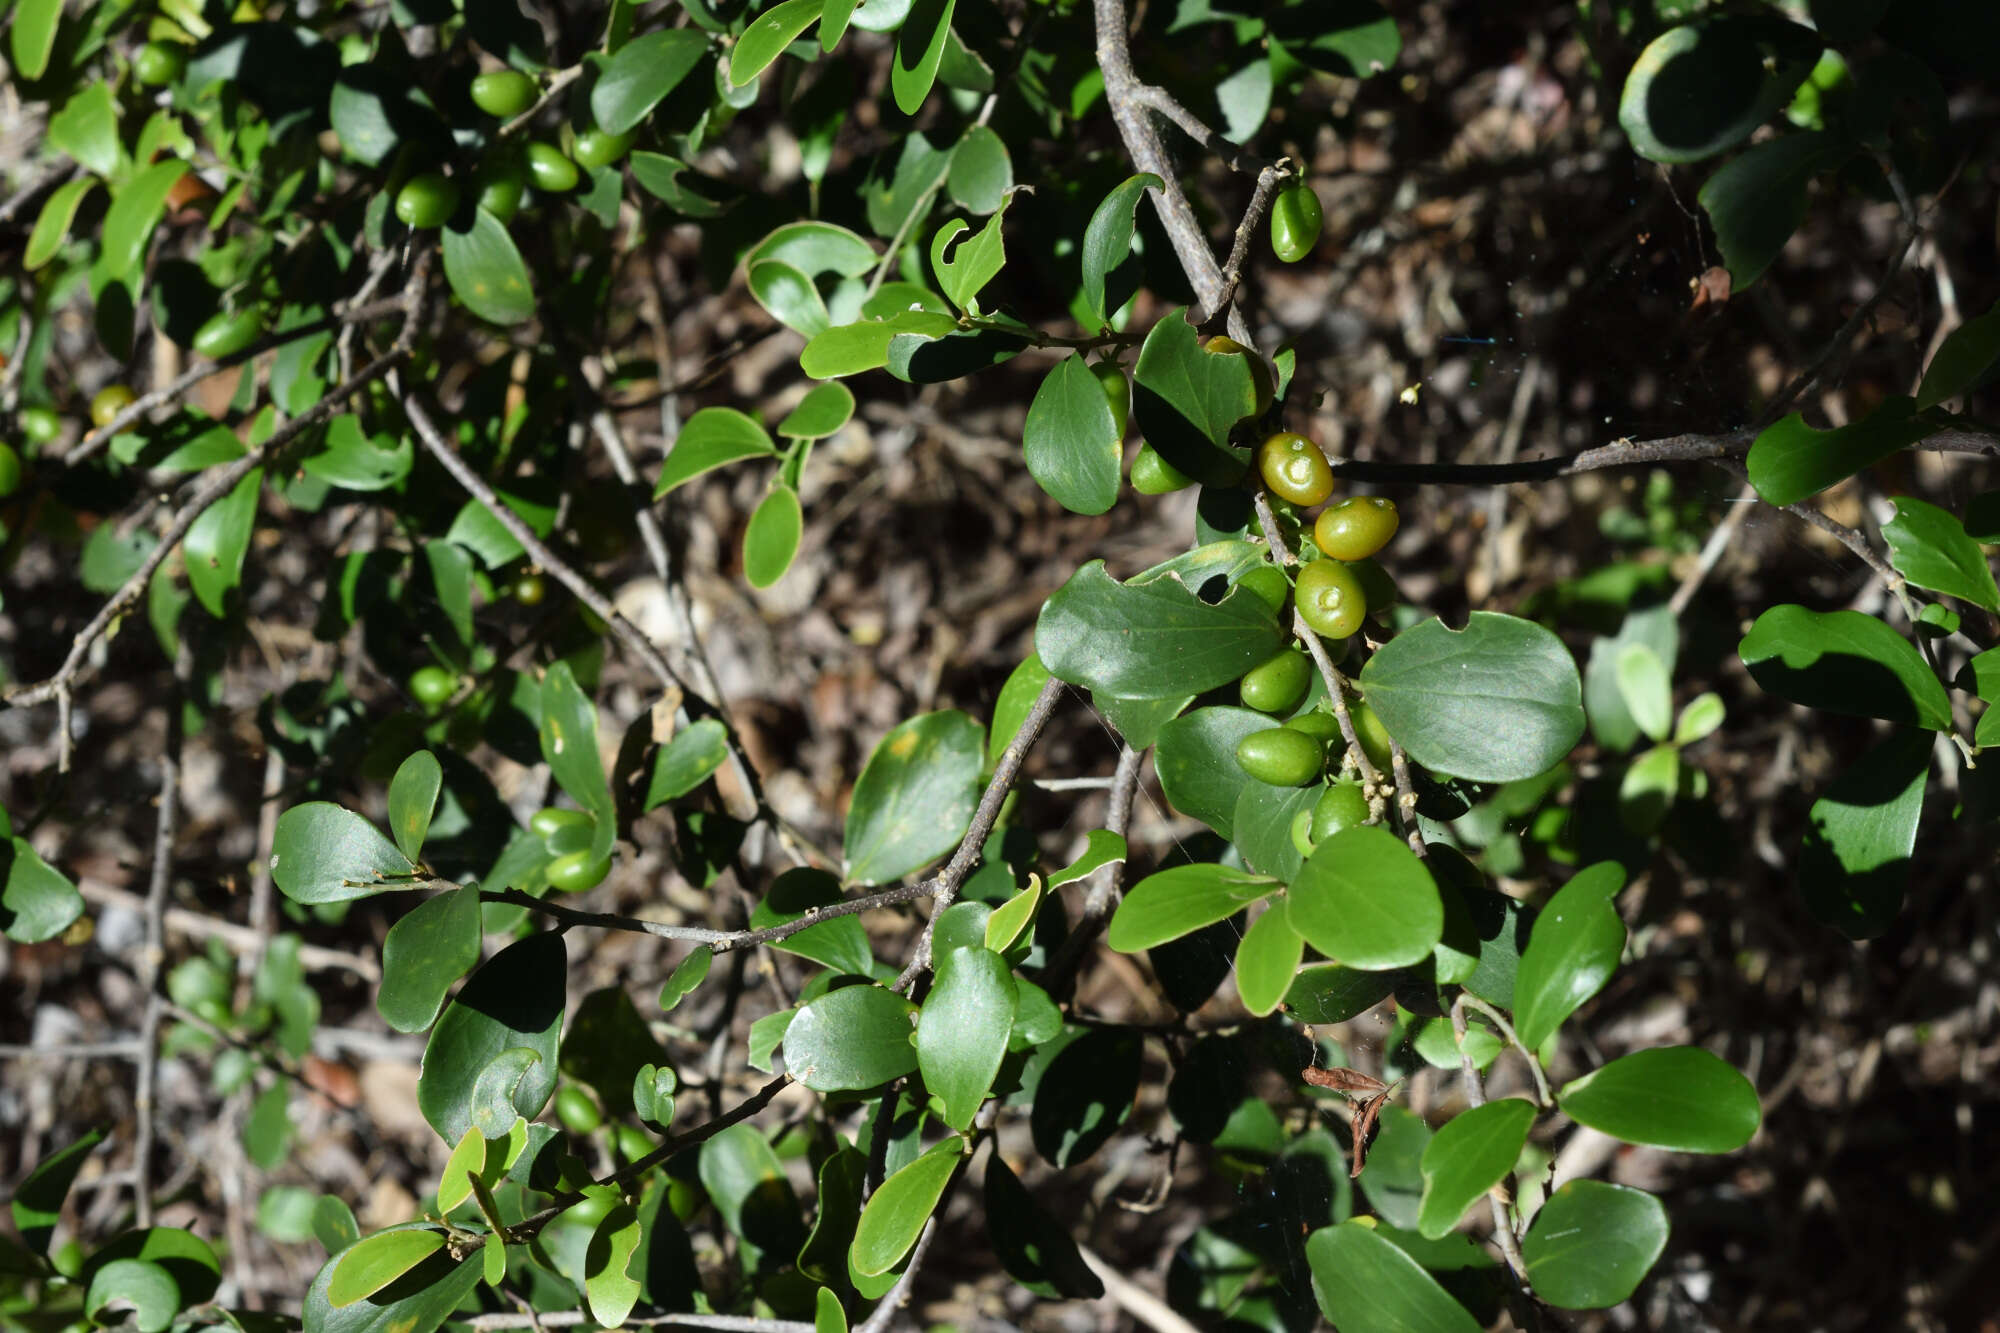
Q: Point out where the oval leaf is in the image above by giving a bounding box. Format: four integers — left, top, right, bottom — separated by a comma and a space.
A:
1234, 906, 1304, 1017
377, 886, 483, 1033
1558, 1046, 1760, 1153
387, 750, 442, 863
744, 485, 803, 589
915, 946, 1018, 1130
1883, 496, 2000, 610
1738, 604, 1950, 730
1799, 728, 1929, 939
1416, 1098, 1536, 1239
1512, 862, 1627, 1051
782, 984, 918, 1091
729, 0, 823, 86
778, 382, 856, 439
1358, 613, 1585, 783
592, 30, 710, 134
417, 933, 566, 1143
1036, 561, 1282, 701
852, 1140, 963, 1276
1745, 396, 1938, 506
655, 408, 775, 498
441, 209, 535, 326
1024, 356, 1121, 516
304, 1222, 479, 1333
1522, 1180, 1669, 1309
184, 466, 262, 618
889, 0, 956, 115
843, 710, 984, 885
327, 1230, 447, 1309
1304, 1220, 1482, 1333
1107, 863, 1276, 953
1286, 827, 1443, 969
1080, 174, 1160, 326
272, 804, 417, 905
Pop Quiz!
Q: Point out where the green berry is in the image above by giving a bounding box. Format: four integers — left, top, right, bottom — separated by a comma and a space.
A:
1130, 442, 1195, 494
525, 142, 579, 193
1235, 564, 1289, 615
1258, 432, 1334, 507
21, 405, 61, 446
134, 41, 186, 87
1350, 699, 1394, 773
529, 807, 592, 841
1290, 808, 1317, 860
90, 384, 136, 428
1236, 727, 1324, 787
395, 172, 459, 229
1093, 361, 1129, 438
1315, 496, 1399, 562
474, 154, 527, 223
1240, 648, 1311, 714
547, 850, 611, 893
513, 571, 547, 605
1295, 558, 1366, 639
1310, 781, 1368, 842
409, 665, 458, 709
1270, 181, 1324, 263
572, 127, 636, 170
192, 306, 265, 360
554, 1084, 603, 1133
470, 70, 538, 119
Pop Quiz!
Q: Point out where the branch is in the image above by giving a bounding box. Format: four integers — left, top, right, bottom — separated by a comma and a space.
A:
480, 882, 938, 954
132, 648, 189, 1228
1449, 995, 1532, 1293
76, 880, 379, 981
462, 1316, 810, 1333
1045, 744, 1144, 995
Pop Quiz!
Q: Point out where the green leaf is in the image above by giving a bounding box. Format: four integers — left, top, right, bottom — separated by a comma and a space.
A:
1558, 1046, 1760, 1153
1036, 561, 1282, 701
558, 987, 665, 1118
592, 30, 710, 134
1080, 174, 1160, 327
444, 490, 555, 567
782, 984, 918, 1091
97, 161, 186, 291
1285, 963, 1398, 1023
1048, 829, 1127, 889
1131, 311, 1257, 485
946, 124, 1011, 214
916, 946, 1018, 1130
12, 1129, 104, 1254
988, 653, 1052, 767
654, 408, 775, 498
1745, 397, 1939, 506
1024, 356, 1122, 516
85, 1259, 178, 1333
50, 84, 120, 180
627, 152, 734, 217
10, 0, 61, 79
749, 220, 879, 278
1799, 728, 1929, 940
26, 176, 94, 270
1522, 1181, 1669, 1309
386, 751, 442, 863
184, 466, 261, 618
1614, 643, 1672, 744
245, 1083, 292, 1167
1883, 496, 1999, 610
748, 260, 831, 337
1675, 692, 1725, 745
272, 804, 417, 905
3, 837, 84, 944
377, 887, 482, 1033
327, 1230, 448, 1308
1416, 1098, 1536, 1239
540, 662, 614, 862
583, 1204, 644, 1326
1107, 863, 1276, 952
1358, 613, 1584, 782
983, 1154, 1101, 1299
417, 933, 565, 1143
256, 1186, 322, 1244
1029, 1028, 1141, 1166
1738, 604, 1950, 729
1513, 863, 1626, 1050
644, 718, 731, 809
799, 310, 960, 379
301, 416, 412, 491
1699, 131, 1848, 287
1234, 907, 1303, 1017
1153, 705, 1280, 840
798, 1148, 866, 1287
750, 868, 876, 975
1618, 17, 1822, 164
1268, 1, 1401, 76
778, 382, 855, 439
853, 1140, 963, 1275
1918, 298, 2000, 409
435, 1130, 485, 1213
304, 1222, 479, 1333
1287, 826, 1443, 969
744, 484, 803, 589
312, 1196, 360, 1254
329, 67, 442, 168
843, 710, 984, 885
658, 946, 712, 1012
1304, 1221, 1482, 1333
929, 191, 1010, 312
441, 210, 535, 326
729, 0, 823, 86
890, 0, 956, 115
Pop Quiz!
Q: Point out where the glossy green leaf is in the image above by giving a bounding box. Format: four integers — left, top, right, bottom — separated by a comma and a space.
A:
782, 984, 918, 1090
916, 946, 1018, 1129
750, 868, 876, 975
10, 0, 61, 79
1036, 561, 1282, 701
1522, 1181, 1669, 1309
12, 1129, 103, 1254
272, 804, 417, 905
655, 408, 775, 497
1699, 131, 1847, 287
1024, 355, 1122, 516
1615, 643, 1672, 744
1152, 706, 1280, 840
984, 878, 1041, 953
1234, 906, 1304, 1017
327, 1230, 448, 1308
1416, 1098, 1536, 1239
844, 710, 984, 885
50, 85, 120, 179
1745, 397, 1938, 506
1513, 862, 1626, 1050
1558, 1046, 1760, 1153
1287, 827, 1444, 969
97, 161, 186, 289
1358, 613, 1584, 782
699, 1123, 805, 1268
377, 886, 482, 1033
750, 220, 879, 278
946, 124, 1012, 214
435, 1130, 485, 1213
1107, 863, 1276, 952
1675, 692, 1725, 745
1883, 497, 1999, 610
592, 30, 710, 133
799, 310, 960, 378
930, 193, 1009, 312
540, 662, 614, 862
987, 653, 1052, 769
1080, 174, 1160, 326
329, 67, 441, 168
583, 1204, 644, 1326
1231, 780, 1318, 880
1268, 0, 1400, 76
303, 1222, 478, 1333
853, 1140, 963, 1275
417, 933, 565, 1143
441, 209, 535, 326
643, 718, 730, 811
657, 947, 711, 1012
3, 836, 85, 944
1799, 728, 1929, 939
627, 152, 734, 217
1048, 829, 1127, 889
748, 260, 831, 337
78, 1227, 220, 1308
1305, 1221, 1482, 1333
184, 466, 261, 618
1918, 299, 2000, 409
1738, 604, 1950, 729
1131, 312, 1257, 485
779, 382, 854, 439
729, 0, 822, 86
1285, 963, 1398, 1023
1619, 17, 1822, 164
26, 177, 94, 271
744, 484, 803, 589
386, 751, 442, 863
85, 1259, 177, 1333
890, 0, 956, 115
302, 415, 412, 491
983, 1153, 1101, 1298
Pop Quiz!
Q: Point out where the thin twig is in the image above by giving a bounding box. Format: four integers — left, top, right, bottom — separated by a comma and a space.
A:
76, 880, 379, 980
1046, 745, 1145, 993
1214, 166, 1288, 313
1387, 741, 1425, 858
855, 1215, 940, 1333
0, 1041, 144, 1060
462, 1316, 811, 1333
1128, 86, 1280, 177
1076, 1243, 1204, 1333
1456, 993, 1552, 1107
1449, 995, 1532, 1293
480, 882, 939, 952
133, 647, 188, 1228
